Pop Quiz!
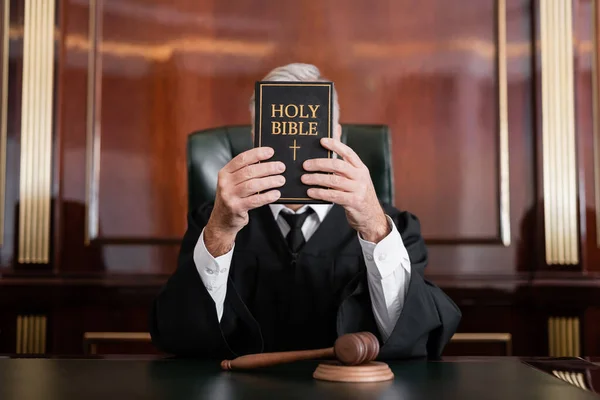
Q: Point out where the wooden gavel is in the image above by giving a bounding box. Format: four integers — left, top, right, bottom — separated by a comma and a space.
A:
221, 332, 379, 370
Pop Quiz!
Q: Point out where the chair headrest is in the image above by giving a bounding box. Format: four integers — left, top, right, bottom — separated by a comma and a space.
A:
187, 124, 394, 211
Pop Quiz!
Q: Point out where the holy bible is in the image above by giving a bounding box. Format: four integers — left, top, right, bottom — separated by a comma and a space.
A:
253, 81, 333, 204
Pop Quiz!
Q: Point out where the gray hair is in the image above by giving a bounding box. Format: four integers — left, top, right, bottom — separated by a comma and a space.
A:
249, 63, 340, 127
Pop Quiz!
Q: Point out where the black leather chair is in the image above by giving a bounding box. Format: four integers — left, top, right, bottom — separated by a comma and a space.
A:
186, 124, 395, 211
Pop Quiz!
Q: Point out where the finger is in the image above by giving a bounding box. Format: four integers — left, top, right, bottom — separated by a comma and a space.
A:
303, 158, 357, 178
320, 138, 363, 168
236, 175, 286, 197
239, 190, 281, 210
231, 161, 285, 185
224, 147, 274, 173
307, 188, 352, 205
301, 173, 356, 192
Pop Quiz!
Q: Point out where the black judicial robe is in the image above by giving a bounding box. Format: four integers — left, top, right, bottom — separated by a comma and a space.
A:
149, 202, 461, 360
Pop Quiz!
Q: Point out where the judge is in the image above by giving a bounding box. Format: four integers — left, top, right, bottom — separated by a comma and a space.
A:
149, 63, 461, 360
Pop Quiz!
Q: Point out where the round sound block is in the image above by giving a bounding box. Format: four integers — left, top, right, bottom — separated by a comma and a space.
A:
313, 361, 394, 383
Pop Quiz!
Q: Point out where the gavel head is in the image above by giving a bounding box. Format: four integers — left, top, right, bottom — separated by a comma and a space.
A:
333, 332, 380, 365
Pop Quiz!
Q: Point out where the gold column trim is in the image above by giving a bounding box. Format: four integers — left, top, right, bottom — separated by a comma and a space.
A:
540, 0, 579, 264
18, 0, 55, 263
552, 370, 589, 390
16, 315, 22, 353
498, 0, 511, 246
0, 0, 9, 246
548, 317, 580, 357
85, 0, 101, 244
548, 317, 556, 356
16, 315, 47, 354
575, 373, 589, 390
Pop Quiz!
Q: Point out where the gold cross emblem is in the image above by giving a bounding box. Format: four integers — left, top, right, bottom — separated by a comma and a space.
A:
289, 139, 301, 161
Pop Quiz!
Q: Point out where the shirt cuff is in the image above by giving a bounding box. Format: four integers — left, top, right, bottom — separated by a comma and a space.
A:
193, 228, 234, 292
358, 215, 411, 279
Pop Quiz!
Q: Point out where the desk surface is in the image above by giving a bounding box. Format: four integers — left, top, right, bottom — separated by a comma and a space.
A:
0, 357, 598, 400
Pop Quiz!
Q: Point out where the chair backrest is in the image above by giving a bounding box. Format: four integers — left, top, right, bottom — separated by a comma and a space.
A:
187, 124, 394, 211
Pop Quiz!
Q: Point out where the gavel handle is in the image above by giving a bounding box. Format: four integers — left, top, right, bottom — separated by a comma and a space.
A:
221, 347, 335, 370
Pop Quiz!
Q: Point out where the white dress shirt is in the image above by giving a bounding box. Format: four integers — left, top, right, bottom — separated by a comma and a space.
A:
194, 204, 412, 341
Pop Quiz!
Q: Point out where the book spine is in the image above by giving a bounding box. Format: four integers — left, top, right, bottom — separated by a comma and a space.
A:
253, 81, 261, 148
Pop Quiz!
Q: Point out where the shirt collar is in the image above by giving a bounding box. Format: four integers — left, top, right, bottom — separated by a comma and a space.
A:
268, 203, 332, 223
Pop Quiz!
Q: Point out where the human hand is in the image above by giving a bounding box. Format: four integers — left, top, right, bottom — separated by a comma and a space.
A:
301, 138, 390, 243
204, 147, 285, 256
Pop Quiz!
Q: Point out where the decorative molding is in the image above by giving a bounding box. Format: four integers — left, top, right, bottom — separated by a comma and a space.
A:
0, 0, 9, 247
91, 237, 181, 245
593, 0, 600, 247
16, 315, 47, 354
18, 0, 55, 263
450, 332, 511, 342
548, 317, 580, 357
79, 1, 513, 247
540, 0, 579, 265
425, 237, 505, 246
85, 0, 102, 245
497, 0, 510, 247
83, 331, 151, 355
450, 332, 512, 356
422, 0, 511, 247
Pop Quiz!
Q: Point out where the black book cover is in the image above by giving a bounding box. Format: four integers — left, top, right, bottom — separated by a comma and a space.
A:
253, 81, 333, 204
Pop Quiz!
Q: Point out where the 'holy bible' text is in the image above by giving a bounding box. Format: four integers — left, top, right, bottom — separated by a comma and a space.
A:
271, 103, 320, 136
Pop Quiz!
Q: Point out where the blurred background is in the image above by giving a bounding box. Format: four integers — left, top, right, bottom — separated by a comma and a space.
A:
0, 0, 597, 358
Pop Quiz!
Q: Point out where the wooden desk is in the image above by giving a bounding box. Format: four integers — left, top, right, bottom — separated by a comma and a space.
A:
0, 356, 598, 399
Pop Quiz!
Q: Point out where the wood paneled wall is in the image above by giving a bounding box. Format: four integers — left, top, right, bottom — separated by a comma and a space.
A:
57, 0, 537, 275
0, 0, 598, 357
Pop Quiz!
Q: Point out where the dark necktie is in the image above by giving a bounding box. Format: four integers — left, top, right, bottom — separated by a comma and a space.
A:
280, 208, 314, 253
